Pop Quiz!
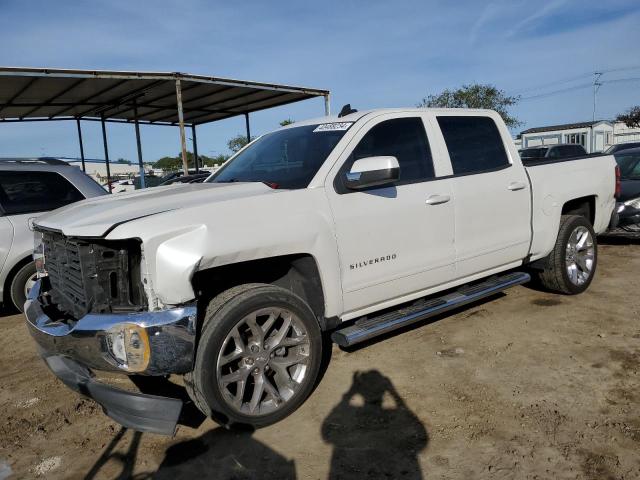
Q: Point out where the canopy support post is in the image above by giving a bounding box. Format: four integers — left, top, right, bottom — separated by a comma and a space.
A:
133, 100, 146, 188
245, 112, 251, 143
76, 118, 86, 172
324, 94, 331, 116
175, 79, 189, 176
100, 114, 112, 193
191, 124, 199, 173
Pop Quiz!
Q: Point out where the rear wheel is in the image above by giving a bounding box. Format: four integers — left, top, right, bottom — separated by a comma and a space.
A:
185, 283, 323, 428
537, 215, 597, 295
9, 262, 38, 312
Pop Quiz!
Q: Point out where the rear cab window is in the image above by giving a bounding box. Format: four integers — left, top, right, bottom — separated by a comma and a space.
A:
0, 171, 84, 215
437, 116, 510, 175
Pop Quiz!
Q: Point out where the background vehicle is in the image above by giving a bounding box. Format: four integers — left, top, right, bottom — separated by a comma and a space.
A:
611, 147, 640, 233
25, 108, 617, 435
605, 142, 640, 155
133, 174, 165, 189
0, 158, 106, 312
519, 144, 587, 164
104, 178, 136, 194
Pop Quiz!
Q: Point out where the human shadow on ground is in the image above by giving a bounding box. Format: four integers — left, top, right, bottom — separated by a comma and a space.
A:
322, 370, 428, 479
153, 425, 296, 480
84, 427, 145, 480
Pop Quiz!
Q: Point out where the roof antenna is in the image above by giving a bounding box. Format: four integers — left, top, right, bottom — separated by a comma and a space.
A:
338, 104, 357, 118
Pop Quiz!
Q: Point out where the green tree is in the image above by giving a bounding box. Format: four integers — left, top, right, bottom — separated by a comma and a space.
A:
280, 118, 294, 127
153, 156, 182, 170
116, 158, 131, 164
616, 106, 640, 128
227, 134, 255, 153
418, 84, 522, 128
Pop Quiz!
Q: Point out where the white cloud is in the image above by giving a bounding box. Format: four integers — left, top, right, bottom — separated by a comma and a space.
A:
507, 0, 569, 37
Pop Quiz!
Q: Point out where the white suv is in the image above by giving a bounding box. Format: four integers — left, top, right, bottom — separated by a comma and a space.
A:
0, 158, 106, 312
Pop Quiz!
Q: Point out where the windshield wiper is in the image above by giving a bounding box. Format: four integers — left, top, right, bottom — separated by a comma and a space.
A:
215, 178, 243, 183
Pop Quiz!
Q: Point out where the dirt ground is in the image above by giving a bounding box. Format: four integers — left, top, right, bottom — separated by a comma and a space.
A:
1, 237, 639, 480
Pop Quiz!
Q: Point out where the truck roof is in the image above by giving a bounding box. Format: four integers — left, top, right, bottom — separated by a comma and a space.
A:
287, 107, 499, 128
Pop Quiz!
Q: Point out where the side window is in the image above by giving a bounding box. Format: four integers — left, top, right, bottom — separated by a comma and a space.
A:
437, 116, 510, 175
340, 117, 435, 188
0, 171, 84, 215
567, 145, 585, 157
549, 147, 562, 158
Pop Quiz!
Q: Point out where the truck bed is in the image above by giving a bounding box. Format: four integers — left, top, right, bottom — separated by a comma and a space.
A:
525, 153, 617, 261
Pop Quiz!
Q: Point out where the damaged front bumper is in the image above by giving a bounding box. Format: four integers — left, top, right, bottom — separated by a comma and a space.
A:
24, 279, 198, 435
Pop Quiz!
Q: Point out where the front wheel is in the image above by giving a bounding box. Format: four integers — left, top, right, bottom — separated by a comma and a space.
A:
9, 262, 38, 312
537, 215, 598, 295
185, 283, 323, 428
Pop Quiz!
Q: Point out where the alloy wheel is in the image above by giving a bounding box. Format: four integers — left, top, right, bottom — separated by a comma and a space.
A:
565, 226, 594, 286
216, 307, 311, 416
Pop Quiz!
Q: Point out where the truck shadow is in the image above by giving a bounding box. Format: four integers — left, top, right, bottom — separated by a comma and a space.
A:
322, 369, 428, 479
0, 304, 17, 319
598, 233, 640, 245
154, 426, 296, 480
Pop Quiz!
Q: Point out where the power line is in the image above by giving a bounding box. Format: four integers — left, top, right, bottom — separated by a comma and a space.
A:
514, 65, 640, 96
519, 76, 640, 102
515, 72, 594, 95
520, 82, 593, 101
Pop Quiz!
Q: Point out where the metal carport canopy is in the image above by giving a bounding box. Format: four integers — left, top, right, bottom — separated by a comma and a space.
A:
0, 67, 331, 185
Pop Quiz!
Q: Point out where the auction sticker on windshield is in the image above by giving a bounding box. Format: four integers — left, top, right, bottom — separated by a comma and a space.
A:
313, 122, 353, 132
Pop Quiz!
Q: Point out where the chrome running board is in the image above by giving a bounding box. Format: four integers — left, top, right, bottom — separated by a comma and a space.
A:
331, 271, 530, 348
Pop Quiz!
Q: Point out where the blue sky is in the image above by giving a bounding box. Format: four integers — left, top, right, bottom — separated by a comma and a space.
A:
1, 0, 639, 162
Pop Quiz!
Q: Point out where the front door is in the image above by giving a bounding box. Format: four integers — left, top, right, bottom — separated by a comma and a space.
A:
325, 114, 456, 316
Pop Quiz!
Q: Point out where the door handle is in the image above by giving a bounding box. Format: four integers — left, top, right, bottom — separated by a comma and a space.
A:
426, 194, 451, 205
508, 181, 527, 191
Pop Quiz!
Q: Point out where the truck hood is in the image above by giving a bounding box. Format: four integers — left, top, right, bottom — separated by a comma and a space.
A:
36, 182, 276, 237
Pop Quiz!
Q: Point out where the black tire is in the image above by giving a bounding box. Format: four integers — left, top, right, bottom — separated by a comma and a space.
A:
537, 215, 598, 295
185, 283, 323, 428
9, 262, 37, 312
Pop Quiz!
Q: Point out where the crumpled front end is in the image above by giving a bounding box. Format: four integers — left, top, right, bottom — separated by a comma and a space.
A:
24, 226, 200, 435
25, 279, 197, 375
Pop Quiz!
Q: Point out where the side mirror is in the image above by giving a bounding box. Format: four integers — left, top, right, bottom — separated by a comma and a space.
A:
344, 156, 400, 190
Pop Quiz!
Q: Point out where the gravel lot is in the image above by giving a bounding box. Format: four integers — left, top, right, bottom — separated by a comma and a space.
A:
1, 238, 639, 479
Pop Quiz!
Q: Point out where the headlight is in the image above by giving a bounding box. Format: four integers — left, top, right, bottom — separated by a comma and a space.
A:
105, 324, 150, 372
33, 231, 47, 277
624, 197, 640, 209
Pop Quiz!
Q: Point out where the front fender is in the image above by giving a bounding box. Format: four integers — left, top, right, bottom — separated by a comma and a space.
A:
107, 189, 343, 317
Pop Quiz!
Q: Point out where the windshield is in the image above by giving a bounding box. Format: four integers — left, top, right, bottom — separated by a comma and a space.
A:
615, 153, 640, 179
519, 148, 548, 159
209, 124, 350, 189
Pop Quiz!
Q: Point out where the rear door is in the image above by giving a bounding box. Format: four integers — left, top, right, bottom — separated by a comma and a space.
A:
435, 114, 531, 278
325, 113, 456, 315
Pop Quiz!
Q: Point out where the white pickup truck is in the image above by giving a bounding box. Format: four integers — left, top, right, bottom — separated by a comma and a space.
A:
25, 108, 618, 435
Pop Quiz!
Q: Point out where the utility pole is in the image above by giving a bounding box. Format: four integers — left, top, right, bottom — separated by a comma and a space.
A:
175, 78, 190, 176
592, 71, 603, 122
591, 71, 603, 154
